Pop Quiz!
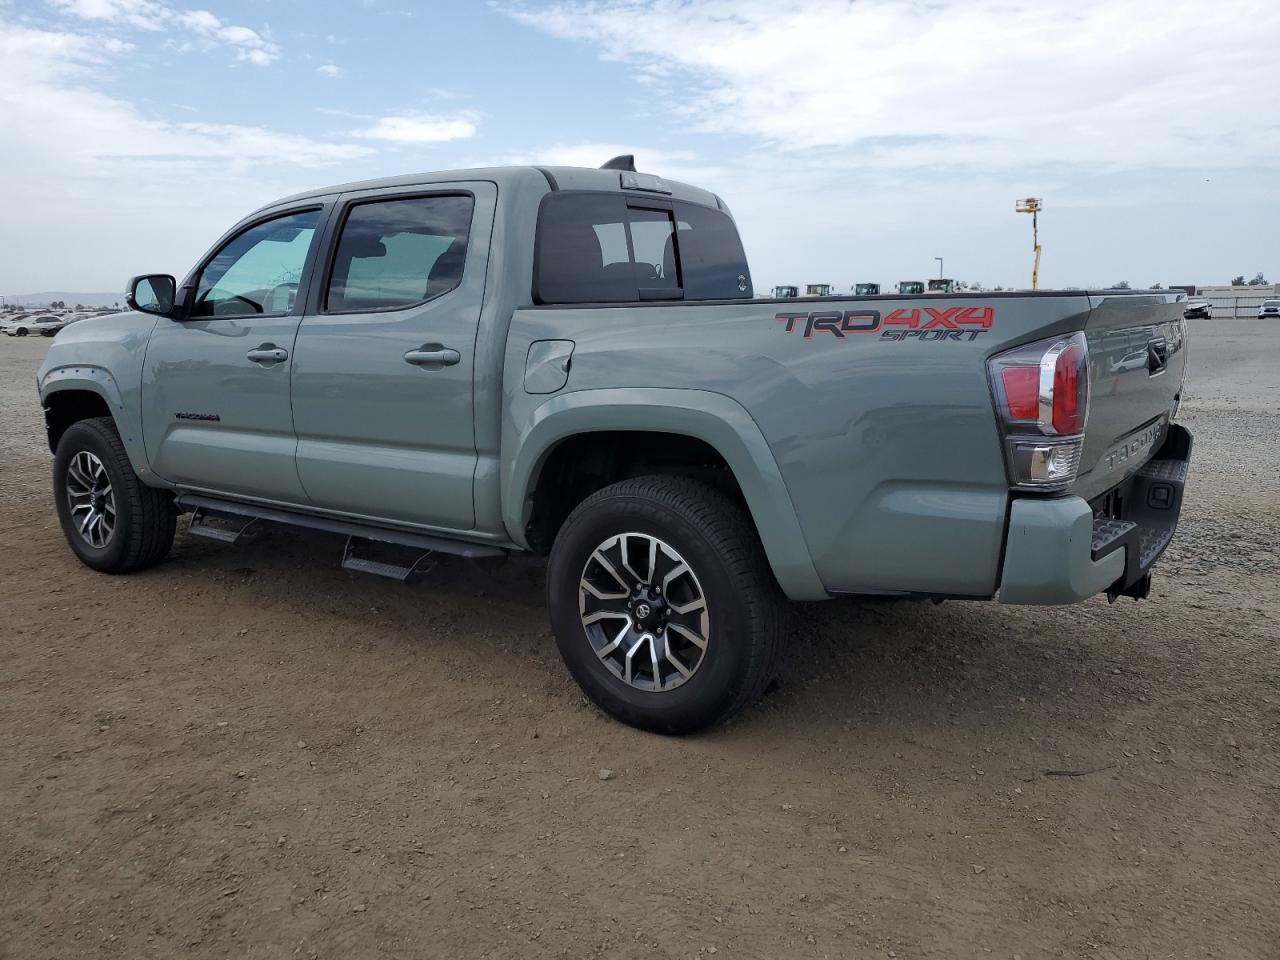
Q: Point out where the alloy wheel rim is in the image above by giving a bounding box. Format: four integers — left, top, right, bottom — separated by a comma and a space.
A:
65, 450, 116, 549
578, 532, 710, 692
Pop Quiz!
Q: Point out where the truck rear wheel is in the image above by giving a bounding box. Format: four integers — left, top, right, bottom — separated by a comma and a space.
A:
53, 416, 175, 574
546, 476, 785, 734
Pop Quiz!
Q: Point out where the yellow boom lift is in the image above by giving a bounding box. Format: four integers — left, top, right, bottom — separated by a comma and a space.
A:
1016, 197, 1042, 290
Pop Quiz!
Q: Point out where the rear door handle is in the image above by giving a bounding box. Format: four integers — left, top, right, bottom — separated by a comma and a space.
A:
246, 344, 288, 364
404, 344, 461, 369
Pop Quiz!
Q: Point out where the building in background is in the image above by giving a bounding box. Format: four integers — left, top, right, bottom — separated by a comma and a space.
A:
1191, 284, 1280, 318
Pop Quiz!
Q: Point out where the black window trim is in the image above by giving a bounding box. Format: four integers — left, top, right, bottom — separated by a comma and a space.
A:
184, 204, 327, 321
318, 189, 477, 318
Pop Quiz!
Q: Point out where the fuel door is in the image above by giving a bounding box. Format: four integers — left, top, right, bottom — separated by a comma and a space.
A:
524, 339, 575, 394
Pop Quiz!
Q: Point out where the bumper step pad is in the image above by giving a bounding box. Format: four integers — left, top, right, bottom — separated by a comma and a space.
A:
1136, 458, 1189, 484
1090, 423, 1192, 599
1091, 518, 1137, 557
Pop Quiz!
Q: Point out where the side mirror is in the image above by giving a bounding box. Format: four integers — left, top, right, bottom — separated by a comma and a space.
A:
126, 274, 178, 317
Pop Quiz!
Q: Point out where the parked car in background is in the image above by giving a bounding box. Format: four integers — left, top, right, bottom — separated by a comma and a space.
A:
2, 313, 63, 336
37, 315, 76, 336
1183, 299, 1211, 319
0, 313, 32, 334
1259, 299, 1280, 319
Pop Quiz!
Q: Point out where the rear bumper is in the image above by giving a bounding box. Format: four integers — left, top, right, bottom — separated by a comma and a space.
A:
999, 424, 1192, 604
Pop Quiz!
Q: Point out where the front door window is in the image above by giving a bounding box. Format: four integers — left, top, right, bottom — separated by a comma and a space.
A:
193, 210, 320, 318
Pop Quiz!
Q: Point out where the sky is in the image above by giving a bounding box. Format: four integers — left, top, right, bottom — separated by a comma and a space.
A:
1, 0, 1278, 297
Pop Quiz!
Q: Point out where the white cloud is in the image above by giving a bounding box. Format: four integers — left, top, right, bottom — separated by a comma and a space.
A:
353, 113, 478, 144
316, 62, 344, 78
49, 0, 165, 29
508, 0, 1280, 170
53, 0, 280, 65
0, 23, 373, 290
0, 26, 361, 164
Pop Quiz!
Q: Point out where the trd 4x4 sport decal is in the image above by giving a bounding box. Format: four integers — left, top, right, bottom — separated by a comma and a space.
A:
775, 306, 995, 342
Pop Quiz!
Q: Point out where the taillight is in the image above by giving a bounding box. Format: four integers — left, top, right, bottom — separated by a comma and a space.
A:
999, 367, 1039, 420
1051, 339, 1087, 434
988, 331, 1090, 491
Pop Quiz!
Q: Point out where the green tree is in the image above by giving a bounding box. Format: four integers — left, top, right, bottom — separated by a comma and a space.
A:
1231, 275, 1246, 286
1247, 272, 1269, 286
1113, 281, 1131, 290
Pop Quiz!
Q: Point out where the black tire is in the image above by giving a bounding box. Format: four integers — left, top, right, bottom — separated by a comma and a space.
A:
546, 476, 785, 734
53, 416, 176, 574
16, 328, 28, 337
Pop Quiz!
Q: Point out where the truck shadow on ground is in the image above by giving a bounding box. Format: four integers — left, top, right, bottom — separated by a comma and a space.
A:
164, 519, 1145, 741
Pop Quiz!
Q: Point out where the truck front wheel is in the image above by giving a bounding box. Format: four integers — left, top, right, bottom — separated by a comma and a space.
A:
546, 476, 785, 734
53, 416, 176, 574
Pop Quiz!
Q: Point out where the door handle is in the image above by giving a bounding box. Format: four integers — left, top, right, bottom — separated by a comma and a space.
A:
404, 344, 461, 369
246, 344, 288, 364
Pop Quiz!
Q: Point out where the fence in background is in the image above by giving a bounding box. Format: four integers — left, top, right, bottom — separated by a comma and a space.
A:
1197, 285, 1279, 319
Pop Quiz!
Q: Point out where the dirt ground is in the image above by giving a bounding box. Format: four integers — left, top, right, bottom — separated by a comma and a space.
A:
2, 321, 1278, 960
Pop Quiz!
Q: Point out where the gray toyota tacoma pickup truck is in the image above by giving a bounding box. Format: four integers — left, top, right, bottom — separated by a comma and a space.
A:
38, 157, 1191, 732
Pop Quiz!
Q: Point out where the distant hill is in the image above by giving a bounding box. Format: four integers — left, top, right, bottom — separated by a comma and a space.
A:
4, 291, 126, 309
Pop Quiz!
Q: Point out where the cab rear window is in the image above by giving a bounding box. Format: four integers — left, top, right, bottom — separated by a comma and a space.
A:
533, 192, 752, 304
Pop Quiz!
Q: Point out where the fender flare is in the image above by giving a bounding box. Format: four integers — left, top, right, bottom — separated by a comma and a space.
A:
39, 367, 152, 479
502, 387, 827, 601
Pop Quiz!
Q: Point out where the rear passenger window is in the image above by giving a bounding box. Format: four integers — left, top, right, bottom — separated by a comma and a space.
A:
535, 194, 634, 304
326, 195, 473, 313
534, 192, 751, 304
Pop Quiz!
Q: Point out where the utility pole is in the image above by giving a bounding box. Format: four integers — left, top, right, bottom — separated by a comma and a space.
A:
934, 257, 943, 279
1015, 198, 1042, 290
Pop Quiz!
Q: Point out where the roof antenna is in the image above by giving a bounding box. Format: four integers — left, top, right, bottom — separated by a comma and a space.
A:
600, 154, 636, 172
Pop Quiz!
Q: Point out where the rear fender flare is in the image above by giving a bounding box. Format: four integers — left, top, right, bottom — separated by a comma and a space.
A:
503, 387, 826, 601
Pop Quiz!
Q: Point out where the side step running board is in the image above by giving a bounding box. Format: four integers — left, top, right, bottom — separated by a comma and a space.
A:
188, 506, 259, 545
341, 536, 439, 583
174, 493, 506, 562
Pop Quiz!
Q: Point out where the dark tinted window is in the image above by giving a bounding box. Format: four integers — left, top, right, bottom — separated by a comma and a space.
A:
628, 206, 679, 293
535, 193, 633, 304
194, 209, 320, 318
673, 202, 752, 299
327, 195, 473, 313
534, 192, 751, 304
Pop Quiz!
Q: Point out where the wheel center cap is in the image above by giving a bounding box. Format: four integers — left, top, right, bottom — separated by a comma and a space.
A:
630, 586, 667, 629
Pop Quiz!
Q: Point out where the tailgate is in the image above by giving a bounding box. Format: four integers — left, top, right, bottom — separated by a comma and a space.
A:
1073, 292, 1188, 501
